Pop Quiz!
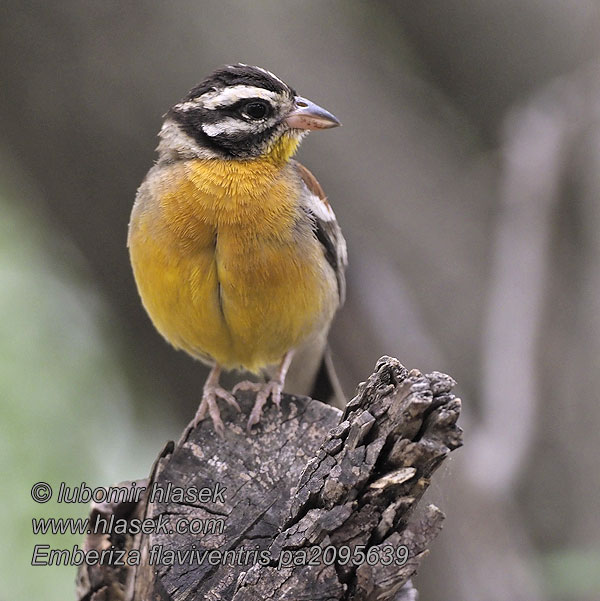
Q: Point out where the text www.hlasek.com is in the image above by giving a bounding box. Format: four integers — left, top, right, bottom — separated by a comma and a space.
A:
32, 512, 224, 536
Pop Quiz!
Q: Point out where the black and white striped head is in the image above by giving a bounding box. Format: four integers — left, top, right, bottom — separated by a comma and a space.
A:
158, 64, 340, 161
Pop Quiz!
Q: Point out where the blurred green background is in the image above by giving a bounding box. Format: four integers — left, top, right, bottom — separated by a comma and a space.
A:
1, 2, 600, 600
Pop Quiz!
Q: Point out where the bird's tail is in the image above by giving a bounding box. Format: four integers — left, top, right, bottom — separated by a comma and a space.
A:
279, 334, 346, 409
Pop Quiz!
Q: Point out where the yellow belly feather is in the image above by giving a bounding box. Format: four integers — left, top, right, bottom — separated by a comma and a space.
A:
128, 141, 334, 372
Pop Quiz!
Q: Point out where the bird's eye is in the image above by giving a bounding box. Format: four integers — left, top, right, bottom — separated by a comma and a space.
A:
242, 101, 270, 120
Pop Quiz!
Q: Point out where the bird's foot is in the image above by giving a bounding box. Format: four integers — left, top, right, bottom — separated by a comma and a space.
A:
194, 384, 240, 437
233, 379, 284, 431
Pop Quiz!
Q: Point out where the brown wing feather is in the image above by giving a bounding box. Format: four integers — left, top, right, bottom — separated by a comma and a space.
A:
294, 160, 328, 204
292, 160, 347, 305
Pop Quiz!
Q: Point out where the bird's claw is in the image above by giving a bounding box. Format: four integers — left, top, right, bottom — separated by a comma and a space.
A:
237, 380, 284, 432
194, 385, 241, 437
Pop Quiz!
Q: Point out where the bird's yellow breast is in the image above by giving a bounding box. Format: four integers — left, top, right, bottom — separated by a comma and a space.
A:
128, 149, 335, 372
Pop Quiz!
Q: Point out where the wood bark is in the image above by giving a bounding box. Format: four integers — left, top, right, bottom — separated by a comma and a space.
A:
76, 356, 462, 601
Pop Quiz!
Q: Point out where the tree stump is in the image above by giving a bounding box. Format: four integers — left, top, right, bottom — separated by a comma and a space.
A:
76, 356, 463, 600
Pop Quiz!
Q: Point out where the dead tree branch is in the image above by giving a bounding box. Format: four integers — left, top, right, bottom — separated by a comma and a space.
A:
76, 356, 462, 601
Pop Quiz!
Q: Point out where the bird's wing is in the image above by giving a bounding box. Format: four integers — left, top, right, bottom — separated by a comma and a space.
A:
292, 160, 348, 305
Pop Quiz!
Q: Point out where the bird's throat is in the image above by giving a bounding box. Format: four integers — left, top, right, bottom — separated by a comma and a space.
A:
264, 131, 302, 164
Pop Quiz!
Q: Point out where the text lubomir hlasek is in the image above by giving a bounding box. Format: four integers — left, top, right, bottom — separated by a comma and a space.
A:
55, 481, 226, 504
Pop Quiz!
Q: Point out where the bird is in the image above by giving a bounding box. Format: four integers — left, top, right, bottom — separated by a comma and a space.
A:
128, 64, 347, 435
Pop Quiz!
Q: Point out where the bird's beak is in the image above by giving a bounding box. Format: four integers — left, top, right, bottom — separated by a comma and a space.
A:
285, 96, 341, 130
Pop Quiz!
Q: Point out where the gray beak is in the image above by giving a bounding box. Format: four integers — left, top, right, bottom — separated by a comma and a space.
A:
285, 96, 341, 130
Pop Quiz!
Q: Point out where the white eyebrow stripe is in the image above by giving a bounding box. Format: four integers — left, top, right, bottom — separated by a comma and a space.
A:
198, 85, 281, 109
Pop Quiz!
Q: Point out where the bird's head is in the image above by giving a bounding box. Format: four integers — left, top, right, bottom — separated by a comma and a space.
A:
157, 64, 340, 163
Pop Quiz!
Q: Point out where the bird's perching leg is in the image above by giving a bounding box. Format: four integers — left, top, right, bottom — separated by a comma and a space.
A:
194, 363, 241, 436
234, 350, 295, 431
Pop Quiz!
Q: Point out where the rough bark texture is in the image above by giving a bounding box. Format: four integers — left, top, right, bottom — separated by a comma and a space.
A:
76, 356, 462, 601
